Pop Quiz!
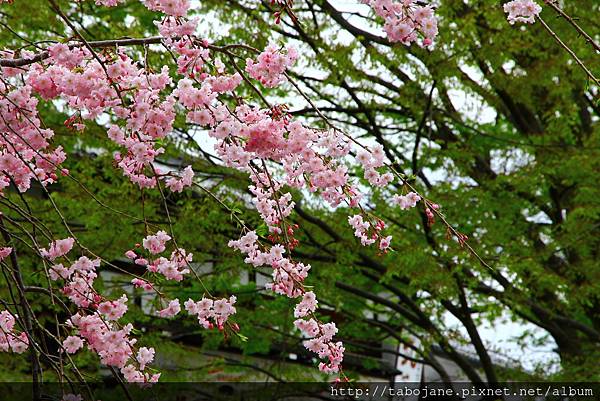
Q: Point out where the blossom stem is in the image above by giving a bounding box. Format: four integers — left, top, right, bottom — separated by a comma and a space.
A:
544, 0, 600, 54
537, 16, 600, 89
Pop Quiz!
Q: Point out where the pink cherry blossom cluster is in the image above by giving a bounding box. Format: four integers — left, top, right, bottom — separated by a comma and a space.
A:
155, 18, 199, 42
131, 277, 154, 291
0, 74, 67, 195
245, 44, 298, 88
69, 312, 160, 383
49, 256, 99, 306
0, 310, 29, 354
125, 232, 239, 329
27, 42, 198, 191
361, 0, 439, 46
348, 214, 391, 251
98, 295, 129, 321
294, 291, 317, 318
148, 5, 206, 78
229, 231, 344, 373
356, 145, 394, 187
503, 0, 542, 24
142, 230, 171, 255
126, 231, 192, 281
209, 108, 356, 232
393, 191, 421, 209
154, 295, 238, 327
0, 247, 12, 262
157, 298, 181, 318
229, 232, 310, 297
294, 318, 344, 374
144, 0, 191, 17
40, 237, 75, 261
2, 2, 199, 194
165, 165, 195, 192
62, 335, 84, 354
353, 148, 425, 250
170, 51, 366, 245
41, 237, 158, 383
147, 250, 192, 281
184, 296, 238, 330
293, 292, 344, 374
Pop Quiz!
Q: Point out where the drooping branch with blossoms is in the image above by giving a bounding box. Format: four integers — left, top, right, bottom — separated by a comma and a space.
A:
0, 0, 599, 397
0, 0, 399, 386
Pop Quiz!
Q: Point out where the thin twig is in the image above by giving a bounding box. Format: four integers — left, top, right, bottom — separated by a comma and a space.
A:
538, 16, 600, 88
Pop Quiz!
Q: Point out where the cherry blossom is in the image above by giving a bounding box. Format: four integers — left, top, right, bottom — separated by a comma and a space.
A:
136, 347, 155, 371
356, 145, 394, 187
42, 244, 158, 382
157, 299, 181, 318
40, 237, 75, 261
131, 278, 154, 291
294, 291, 318, 318
229, 231, 343, 372
504, 0, 542, 24
379, 235, 392, 251
144, 0, 191, 17
0, 310, 29, 354
165, 165, 195, 192
246, 44, 298, 87
348, 214, 387, 247
142, 231, 171, 255
0, 247, 11, 262
392, 191, 421, 209
62, 336, 84, 354
184, 295, 237, 329
98, 295, 129, 321
69, 312, 149, 378
362, 0, 439, 46
94, 0, 124, 6
0, 79, 66, 195
121, 363, 161, 383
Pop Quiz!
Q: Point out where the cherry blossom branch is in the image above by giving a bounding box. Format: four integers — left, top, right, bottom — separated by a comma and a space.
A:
0, 217, 42, 399
0, 0, 442, 380
282, 70, 496, 272
504, 1, 598, 91
1, 112, 167, 286
0, 96, 150, 226
543, 0, 600, 53
537, 16, 600, 88
47, 0, 127, 106
0, 36, 259, 68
